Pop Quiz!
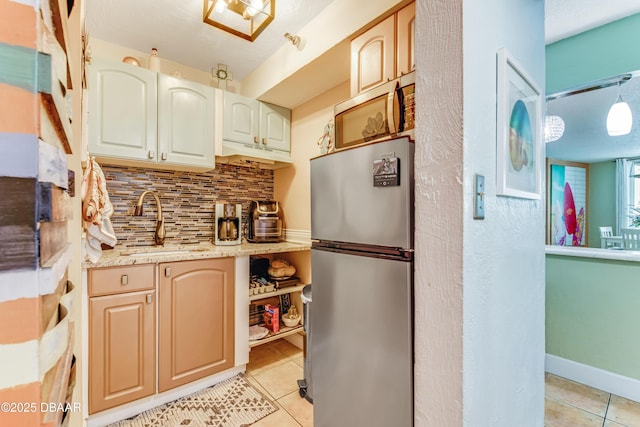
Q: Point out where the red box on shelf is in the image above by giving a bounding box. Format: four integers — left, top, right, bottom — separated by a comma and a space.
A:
264, 304, 279, 333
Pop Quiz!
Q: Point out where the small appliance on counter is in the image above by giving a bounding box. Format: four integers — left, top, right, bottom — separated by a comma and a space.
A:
214, 202, 242, 246
248, 200, 283, 243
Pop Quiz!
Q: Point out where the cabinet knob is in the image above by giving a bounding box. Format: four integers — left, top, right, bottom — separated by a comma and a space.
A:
121, 275, 128, 285
148, 150, 155, 159
161, 152, 167, 160
261, 138, 267, 145
253, 136, 259, 144
146, 294, 154, 304
165, 267, 171, 277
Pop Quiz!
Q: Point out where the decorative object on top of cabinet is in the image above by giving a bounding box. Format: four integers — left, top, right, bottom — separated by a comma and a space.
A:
317, 119, 335, 154
148, 48, 160, 72
87, 57, 215, 172
212, 63, 233, 90
122, 56, 140, 66
350, 1, 415, 97
216, 91, 292, 168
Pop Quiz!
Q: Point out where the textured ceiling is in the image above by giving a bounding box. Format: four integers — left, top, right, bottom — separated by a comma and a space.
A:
86, 0, 640, 85
545, 0, 640, 43
85, 0, 335, 82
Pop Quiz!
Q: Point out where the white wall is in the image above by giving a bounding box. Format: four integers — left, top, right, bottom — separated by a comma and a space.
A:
414, 0, 546, 425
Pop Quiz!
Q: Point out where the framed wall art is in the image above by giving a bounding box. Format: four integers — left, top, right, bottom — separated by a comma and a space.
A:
496, 48, 543, 199
546, 159, 589, 246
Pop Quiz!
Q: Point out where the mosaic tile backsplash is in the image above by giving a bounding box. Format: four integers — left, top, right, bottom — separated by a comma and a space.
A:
102, 163, 274, 247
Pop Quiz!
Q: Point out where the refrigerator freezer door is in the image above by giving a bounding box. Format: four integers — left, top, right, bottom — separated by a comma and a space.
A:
311, 248, 413, 427
310, 137, 414, 249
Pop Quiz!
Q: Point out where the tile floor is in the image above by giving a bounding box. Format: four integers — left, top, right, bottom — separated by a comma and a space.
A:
245, 339, 313, 426
246, 341, 640, 427
545, 373, 640, 426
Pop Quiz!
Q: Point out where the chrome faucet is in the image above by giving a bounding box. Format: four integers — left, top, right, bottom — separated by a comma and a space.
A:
133, 191, 166, 246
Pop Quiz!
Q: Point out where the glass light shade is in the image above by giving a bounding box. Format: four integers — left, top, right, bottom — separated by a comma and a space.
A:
544, 115, 565, 143
607, 99, 632, 136
203, 0, 274, 42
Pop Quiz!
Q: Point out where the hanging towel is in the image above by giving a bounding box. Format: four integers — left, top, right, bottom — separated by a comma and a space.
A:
81, 157, 117, 263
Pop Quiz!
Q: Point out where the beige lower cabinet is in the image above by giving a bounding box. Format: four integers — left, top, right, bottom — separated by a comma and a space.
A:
88, 258, 235, 413
88, 265, 156, 414
158, 258, 235, 392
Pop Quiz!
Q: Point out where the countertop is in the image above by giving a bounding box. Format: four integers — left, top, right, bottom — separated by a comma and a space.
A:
83, 241, 312, 268
545, 245, 640, 262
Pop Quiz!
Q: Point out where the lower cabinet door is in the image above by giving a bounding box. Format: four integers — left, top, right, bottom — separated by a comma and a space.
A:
89, 290, 156, 414
158, 258, 235, 392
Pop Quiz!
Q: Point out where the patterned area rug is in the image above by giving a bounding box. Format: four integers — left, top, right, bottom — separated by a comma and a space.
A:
109, 375, 278, 427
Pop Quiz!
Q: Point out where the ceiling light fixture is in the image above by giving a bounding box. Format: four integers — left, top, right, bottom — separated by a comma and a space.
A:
544, 115, 565, 143
203, 0, 275, 42
607, 81, 633, 136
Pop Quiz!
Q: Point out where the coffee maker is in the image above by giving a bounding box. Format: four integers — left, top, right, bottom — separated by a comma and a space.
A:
214, 203, 242, 246
248, 200, 283, 243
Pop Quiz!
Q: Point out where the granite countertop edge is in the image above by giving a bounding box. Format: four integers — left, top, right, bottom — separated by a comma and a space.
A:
83, 241, 312, 269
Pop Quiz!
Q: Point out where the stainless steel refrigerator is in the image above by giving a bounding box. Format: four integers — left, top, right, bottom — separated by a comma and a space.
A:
310, 136, 414, 427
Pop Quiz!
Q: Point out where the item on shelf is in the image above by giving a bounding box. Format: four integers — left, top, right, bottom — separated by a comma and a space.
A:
268, 259, 296, 279
263, 304, 279, 333
249, 325, 269, 341
273, 276, 300, 289
282, 306, 301, 327
279, 293, 291, 315
250, 275, 276, 295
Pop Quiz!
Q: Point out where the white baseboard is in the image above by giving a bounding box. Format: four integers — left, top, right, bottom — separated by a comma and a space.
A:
546, 354, 640, 402
284, 229, 311, 244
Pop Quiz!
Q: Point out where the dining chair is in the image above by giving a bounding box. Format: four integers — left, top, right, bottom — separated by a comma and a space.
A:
621, 228, 640, 250
599, 226, 614, 238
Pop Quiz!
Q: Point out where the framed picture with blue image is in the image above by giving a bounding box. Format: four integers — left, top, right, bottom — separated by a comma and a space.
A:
496, 48, 543, 199
546, 159, 589, 246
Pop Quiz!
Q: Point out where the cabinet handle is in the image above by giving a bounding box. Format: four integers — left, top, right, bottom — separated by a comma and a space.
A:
261, 138, 267, 145
253, 136, 259, 144
146, 294, 154, 304
121, 275, 128, 285
161, 152, 167, 160
148, 150, 155, 159
165, 267, 171, 277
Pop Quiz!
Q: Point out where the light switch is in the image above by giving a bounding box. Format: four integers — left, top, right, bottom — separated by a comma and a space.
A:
474, 174, 485, 220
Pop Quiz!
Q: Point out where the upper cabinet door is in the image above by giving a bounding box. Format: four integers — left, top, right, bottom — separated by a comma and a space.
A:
260, 102, 291, 152
88, 58, 157, 161
396, 1, 416, 76
158, 75, 215, 168
350, 15, 396, 97
222, 92, 260, 146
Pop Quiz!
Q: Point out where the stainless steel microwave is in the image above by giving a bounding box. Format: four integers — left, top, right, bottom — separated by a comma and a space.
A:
334, 71, 415, 150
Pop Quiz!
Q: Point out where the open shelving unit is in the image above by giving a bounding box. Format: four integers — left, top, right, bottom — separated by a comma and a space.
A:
248, 250, 311, 348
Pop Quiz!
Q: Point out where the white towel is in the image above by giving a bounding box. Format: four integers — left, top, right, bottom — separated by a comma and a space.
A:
81, 157, 117, 263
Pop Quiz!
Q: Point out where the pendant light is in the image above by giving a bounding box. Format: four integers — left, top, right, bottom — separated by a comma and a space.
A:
607, 82, 633, 136
544, 115, 565, 142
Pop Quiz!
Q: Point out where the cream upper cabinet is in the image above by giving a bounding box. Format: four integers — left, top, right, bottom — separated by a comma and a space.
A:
218, 91, 292, 166
396, 1, 416, 76
350, 15, 396, 97
260, 102, 291, 153
222, 91, 260, 146
88, 58, 157, 161
350, 1, 416, 97
87, 58, 215, 171
158, 75, 215, 168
